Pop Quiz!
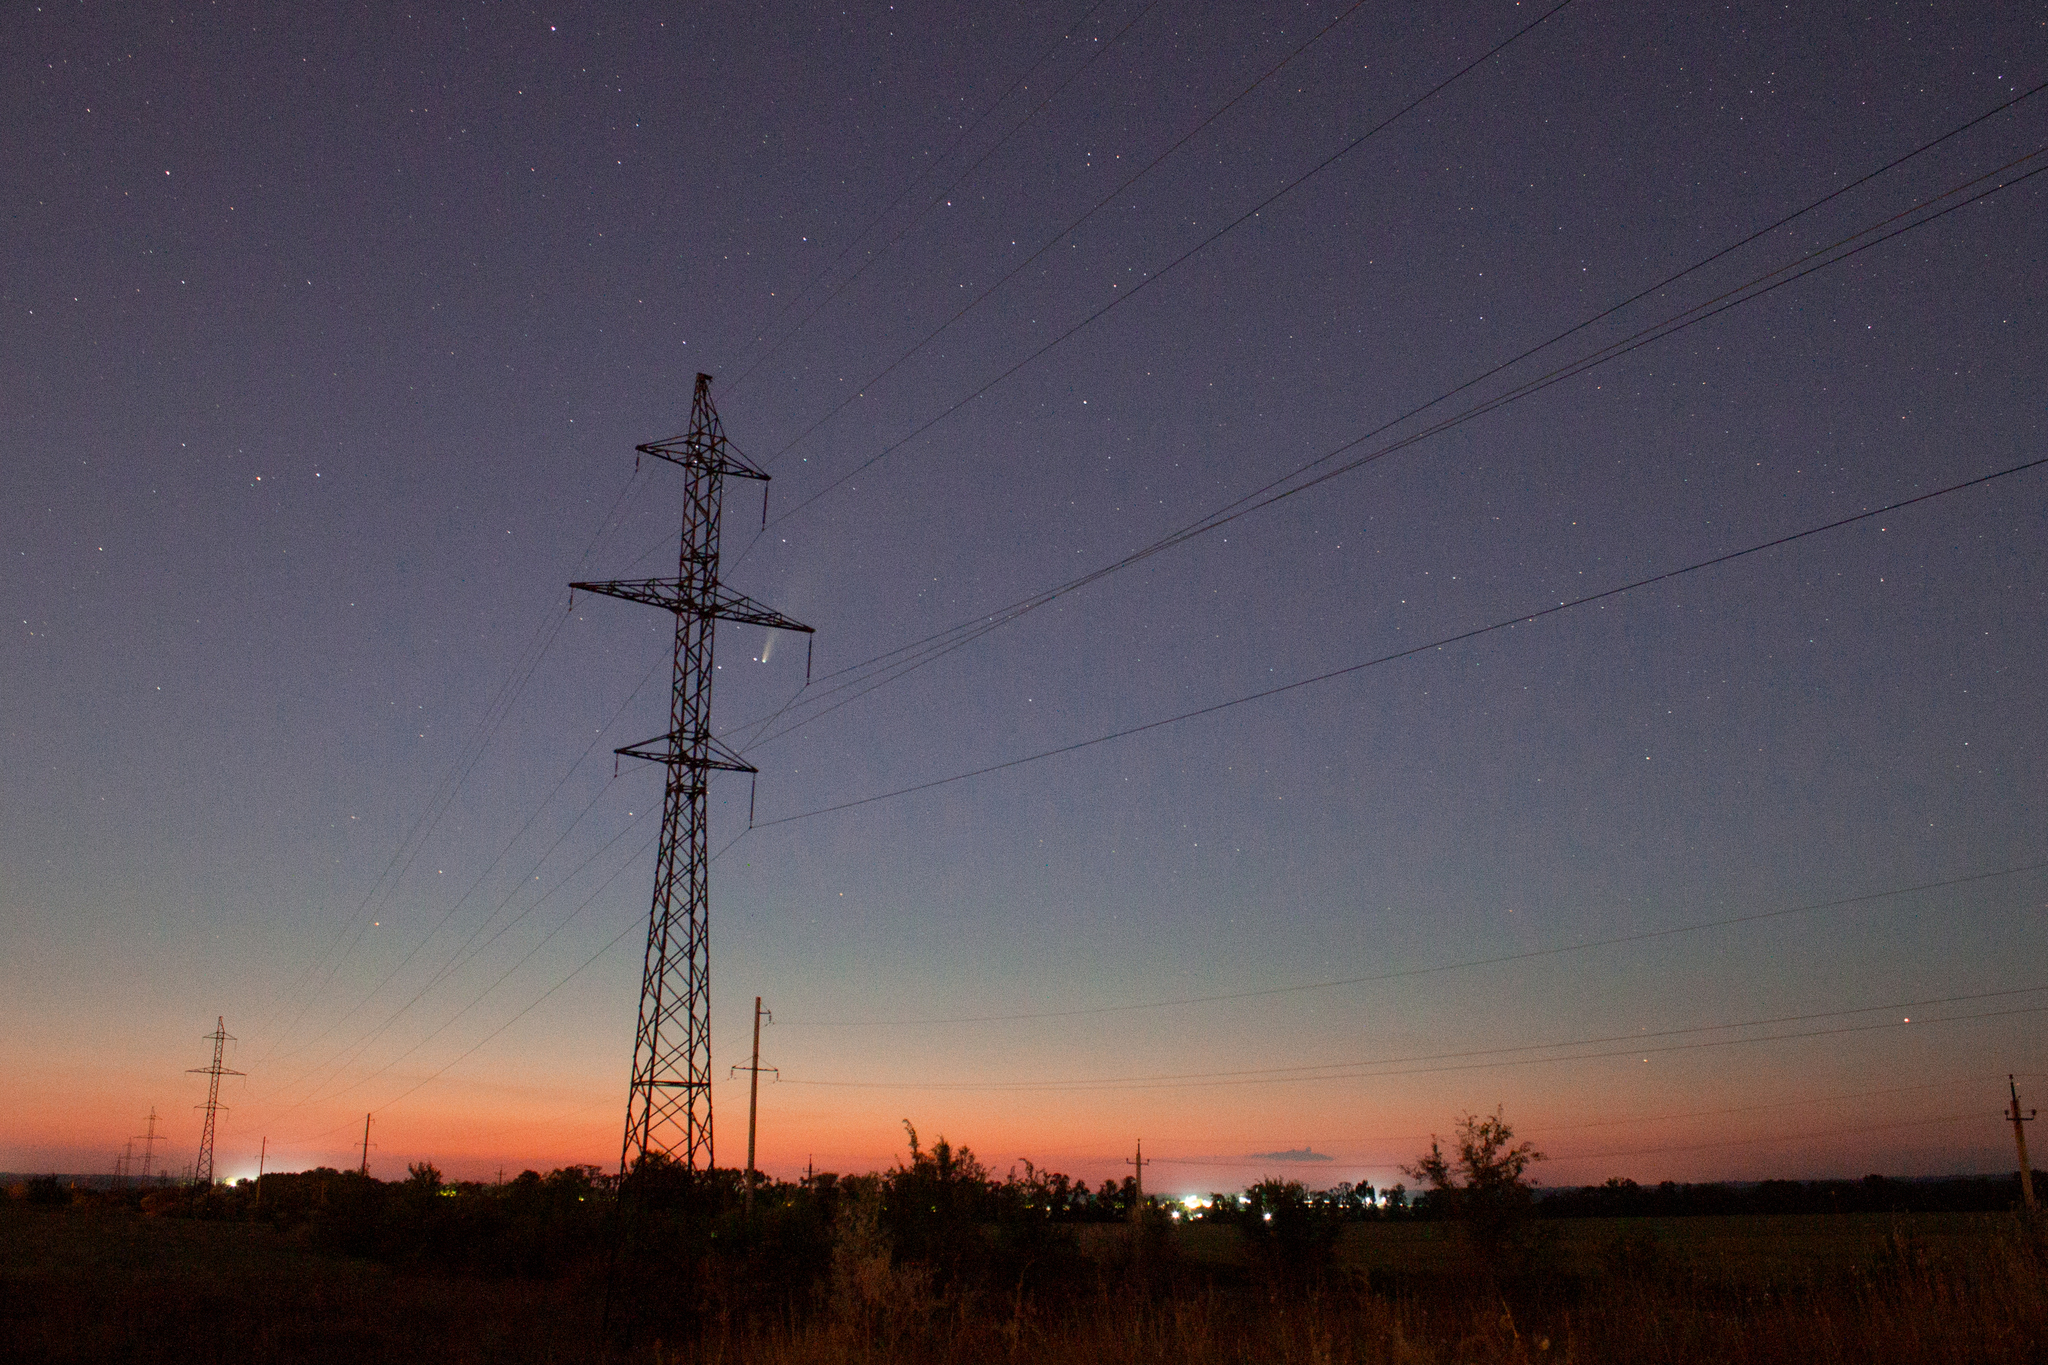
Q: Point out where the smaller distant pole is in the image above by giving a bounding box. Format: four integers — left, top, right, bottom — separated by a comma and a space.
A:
359, 1113, 373, 1177
732, 996, 776, 1224
2008, 1075, 2037, 1210
1126, 1139, 1150, 1225
746, 998, 763, 1222
255, 1137, 268, 1210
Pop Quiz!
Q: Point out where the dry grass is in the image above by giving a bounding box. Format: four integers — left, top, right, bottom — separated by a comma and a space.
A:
6, 1197, 2045, 1364
717, 1217, 2048, 1365
0, 1197, 597, 1365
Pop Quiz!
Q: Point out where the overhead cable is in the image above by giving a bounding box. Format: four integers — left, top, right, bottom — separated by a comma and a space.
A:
753, 0, 1584, 529
776, 989, 2048, 1092
724, 0, 1164, 398
751, 452, 2048, 828
744, 0, 1380, 461
732, 120, 2048, 750
773, 860, 2048, 1026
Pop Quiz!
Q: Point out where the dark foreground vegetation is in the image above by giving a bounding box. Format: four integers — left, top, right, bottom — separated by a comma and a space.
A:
6, 1139, 2047, 1365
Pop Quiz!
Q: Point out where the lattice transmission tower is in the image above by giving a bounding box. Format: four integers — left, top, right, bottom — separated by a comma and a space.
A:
134, 1107, 162, 1183
188, 1017, 242, 1186
573, 374, 811, 1173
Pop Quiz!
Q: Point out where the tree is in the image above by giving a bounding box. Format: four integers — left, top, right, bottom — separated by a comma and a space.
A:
883, 1121, 997, 1286
1236, 1178, 1343, 1288
1404, 1107, 1544, 1267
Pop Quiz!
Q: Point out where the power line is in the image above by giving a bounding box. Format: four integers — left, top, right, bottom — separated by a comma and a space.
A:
250, 657, 675, 1104
271, 821, 663, 1123
936, 1080, 2009, 1167
756, 0, 1582, 531
1525, 1078, 1994, 1135
724, 0, 1163, 398
243, 58, 2048, 1170
731, 114, 2048, 749
1132, 147, 2048, 544
744, 0, 1379, 470
751, 452, 2048, 828
266, 666, 654, 1065
258, 596, 578, 1054
777, 988, 2048, 1092
250, 803, 659, 1122
257, 460, 650, 1058
775, 860, 2048, 1026
1084, 986, 2048, 1086
274, 829, 755, 1146
1544, 1111, 1988, 1165
319, 860, 2041, 1134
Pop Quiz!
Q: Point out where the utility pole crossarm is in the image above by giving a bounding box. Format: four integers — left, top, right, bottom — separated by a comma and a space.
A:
569, 579, 814, 635
2009, 1075, 2038, 1210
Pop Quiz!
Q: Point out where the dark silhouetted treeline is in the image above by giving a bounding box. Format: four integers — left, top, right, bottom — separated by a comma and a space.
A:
1537, 1172, 2045, 1218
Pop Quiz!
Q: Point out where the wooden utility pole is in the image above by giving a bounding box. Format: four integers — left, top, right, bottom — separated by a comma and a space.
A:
359, 1113, 374, 1177
1126, 1139, 1150, 1224
255, 1136, 268, 1210
2008, 1075, 2037, 1210
732, 997, 775, 1223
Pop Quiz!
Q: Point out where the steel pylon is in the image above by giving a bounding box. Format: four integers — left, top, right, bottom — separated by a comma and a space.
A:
188, 1017, 242, 1186
573, 374, 811, 1174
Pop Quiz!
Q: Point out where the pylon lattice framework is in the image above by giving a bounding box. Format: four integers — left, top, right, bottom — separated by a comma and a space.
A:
188, 1017, 242, 1186
573, 374, 811, 1173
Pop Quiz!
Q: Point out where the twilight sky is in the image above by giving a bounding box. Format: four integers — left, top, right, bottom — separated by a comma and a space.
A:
4, 0, 2046, 1192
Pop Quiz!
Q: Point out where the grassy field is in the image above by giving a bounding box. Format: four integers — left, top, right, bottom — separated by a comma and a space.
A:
6, 1196, 2045, 1363
1100, 1209, 2012, 1282
1297, 1211, 1994, 1275
0, 1198, 595, 1365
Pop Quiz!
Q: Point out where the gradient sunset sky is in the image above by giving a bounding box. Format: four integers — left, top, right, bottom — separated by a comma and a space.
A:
4, 0, 2045, 1192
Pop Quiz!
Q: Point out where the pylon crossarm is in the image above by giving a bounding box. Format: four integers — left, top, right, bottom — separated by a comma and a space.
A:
635, 436, 770, 482
707, 587, 814, 632
570, 578, 814, 634
614, 731, 757, 773
570, 577, 683, 610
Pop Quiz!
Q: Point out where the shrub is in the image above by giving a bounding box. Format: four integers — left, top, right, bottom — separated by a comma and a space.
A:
1405, 1107, 1545, 1274
1233, 1179, 1343, 1292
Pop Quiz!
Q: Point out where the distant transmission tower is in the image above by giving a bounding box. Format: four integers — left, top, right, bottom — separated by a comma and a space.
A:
134, 1107, 162, 1183
187, 1017, 243, 1186
573, 374, 812, 1173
